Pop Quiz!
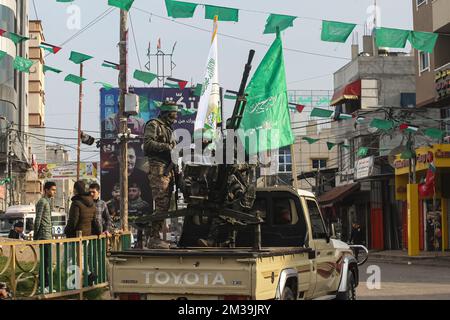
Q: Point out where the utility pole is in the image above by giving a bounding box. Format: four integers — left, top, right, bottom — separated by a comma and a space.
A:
76, 63, 84, 181
119, 9, 129, 231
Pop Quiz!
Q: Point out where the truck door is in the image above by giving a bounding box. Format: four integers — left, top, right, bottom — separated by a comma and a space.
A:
305, 198, 337, 297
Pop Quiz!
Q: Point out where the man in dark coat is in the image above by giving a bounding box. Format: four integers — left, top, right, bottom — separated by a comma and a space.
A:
8, 221, 24, 239
65, 181, 101, 238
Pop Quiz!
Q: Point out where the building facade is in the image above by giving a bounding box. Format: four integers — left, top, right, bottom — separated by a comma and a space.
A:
0, 0, 29, 211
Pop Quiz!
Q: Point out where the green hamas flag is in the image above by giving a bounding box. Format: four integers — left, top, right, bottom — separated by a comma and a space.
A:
321, 20, 356, 43
94, 82, 114, 90
375, 27, 410, 48
13, 56, 34, 73
408, 31, 438, 53
43, 65, 62, 74
133, 70, 157, 84
326, 142, 336, 150
7, 32, 29, 45
205, 5, 239, 22
370, 118, 394, 131
64, 74, 86, 85
303, 137, 320, 145
108, 0, 134, 11
69, 51, 93, 64
165, 0, 198, 18
0, 50, 7, 61
239, 33, 294, 155
358, 147, 369, 157
310, 107, 333, 118
263, 14, 296, 34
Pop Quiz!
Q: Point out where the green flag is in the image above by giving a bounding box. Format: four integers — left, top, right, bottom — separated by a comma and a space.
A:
133, 70, 157, 84
303, 137, 320, 145
321, 20, 356, 43
108, 0, 134, 11
263, 14, 296, 34
69, 51, 93, 64
358, 147, 369, 157
65, 74, 86, 85
205, 5, 239, 22
7, 32, 29, 45
165, 0, 198, 18
239, 33, 294, 154
370, 118, 394, 131
13, 56, 34, 73
193, 84, 203, 97
94, 81, 114, 90
0, 50, 7, 61
311, 107, 333, 118
408, 31, 438, 53
424, 128, 444, 140
43, 65, 62, 74
375, 27, 410, 48
326, 142, 336, 150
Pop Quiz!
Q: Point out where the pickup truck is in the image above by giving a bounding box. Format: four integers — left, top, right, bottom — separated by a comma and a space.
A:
108, 187, 367, 300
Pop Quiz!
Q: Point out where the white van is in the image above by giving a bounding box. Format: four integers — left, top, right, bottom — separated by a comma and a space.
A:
0, 205, 67, 239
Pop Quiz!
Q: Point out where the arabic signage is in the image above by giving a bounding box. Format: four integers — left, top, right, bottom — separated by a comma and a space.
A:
436, 65, 450, 101
38, 163, 98, 180
354, 156, 374, 180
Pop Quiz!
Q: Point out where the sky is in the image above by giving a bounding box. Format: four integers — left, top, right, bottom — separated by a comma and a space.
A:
34, 0, 414, 162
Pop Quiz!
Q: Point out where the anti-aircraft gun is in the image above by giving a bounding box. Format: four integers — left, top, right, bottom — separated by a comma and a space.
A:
136, 50, 264, 249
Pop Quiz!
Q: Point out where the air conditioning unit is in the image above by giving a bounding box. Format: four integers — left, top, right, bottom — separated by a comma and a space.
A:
124, 93, 139, 115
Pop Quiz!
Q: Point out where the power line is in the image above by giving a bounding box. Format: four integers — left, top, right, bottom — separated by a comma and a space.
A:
32, 0, 39, 21
132, 7, 351, 61
129, 11, 143, 70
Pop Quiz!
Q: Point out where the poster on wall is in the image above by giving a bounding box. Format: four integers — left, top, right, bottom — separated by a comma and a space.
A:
99, 87, 201, 205
38, 163, 98, 180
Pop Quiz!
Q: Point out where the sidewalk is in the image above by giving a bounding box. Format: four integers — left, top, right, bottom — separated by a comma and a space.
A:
368, 250, 450, 268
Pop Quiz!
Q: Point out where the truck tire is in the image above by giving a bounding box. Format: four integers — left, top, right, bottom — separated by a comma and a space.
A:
281, 286, 295, 300
336, 272, 356, 300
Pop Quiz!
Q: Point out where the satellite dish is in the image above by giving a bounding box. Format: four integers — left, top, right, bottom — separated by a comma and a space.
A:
388, 138, 407, 168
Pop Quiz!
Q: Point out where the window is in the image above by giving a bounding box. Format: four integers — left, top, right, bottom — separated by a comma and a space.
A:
278, 147, 292, 173
419, 51, 430, 74
312, 159, 327, 170
416, 0, 427, 9
306, 200, 328, 239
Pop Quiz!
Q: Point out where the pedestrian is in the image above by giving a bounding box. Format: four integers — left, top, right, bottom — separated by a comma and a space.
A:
89, 182, 112, 234
106, 183, 121, 231
34, 181, 57, 293
349, 222, 363, 260
65, 181, 101, 238
143, 101, 178, 249
8, 221, 24, 240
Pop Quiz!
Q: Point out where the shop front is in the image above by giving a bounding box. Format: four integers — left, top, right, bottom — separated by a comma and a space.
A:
394, 144, 450, 252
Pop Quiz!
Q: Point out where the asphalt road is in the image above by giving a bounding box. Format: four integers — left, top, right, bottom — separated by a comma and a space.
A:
356, 261, 450, 300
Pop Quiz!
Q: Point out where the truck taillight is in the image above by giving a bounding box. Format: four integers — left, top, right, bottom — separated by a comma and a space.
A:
119, 293, 142, 300
222, 295, 251, 300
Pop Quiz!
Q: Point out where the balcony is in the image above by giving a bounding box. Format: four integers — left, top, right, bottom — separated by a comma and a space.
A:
432, 0, 450, 32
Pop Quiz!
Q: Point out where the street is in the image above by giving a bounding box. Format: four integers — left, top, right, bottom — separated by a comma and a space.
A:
357, 261, 450, 300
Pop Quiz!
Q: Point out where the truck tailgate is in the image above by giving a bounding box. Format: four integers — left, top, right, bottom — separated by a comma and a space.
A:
109, 249, 254, 299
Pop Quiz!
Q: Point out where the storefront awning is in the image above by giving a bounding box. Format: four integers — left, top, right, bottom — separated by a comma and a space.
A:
318, 182, 360, 207
330, 79, 361, 106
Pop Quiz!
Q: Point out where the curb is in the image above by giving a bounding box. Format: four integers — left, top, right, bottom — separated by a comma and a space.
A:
367, 256, 450, 268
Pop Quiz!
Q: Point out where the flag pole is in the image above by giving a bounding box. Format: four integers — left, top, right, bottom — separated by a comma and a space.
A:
76, 62, 83, 181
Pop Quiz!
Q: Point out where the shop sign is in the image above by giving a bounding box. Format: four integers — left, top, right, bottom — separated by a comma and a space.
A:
355, 156, 374, 180
436, 66, 450, 101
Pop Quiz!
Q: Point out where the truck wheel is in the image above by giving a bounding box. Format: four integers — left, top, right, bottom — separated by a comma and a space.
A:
281, 286, 295, 300
337, 272, 356, 300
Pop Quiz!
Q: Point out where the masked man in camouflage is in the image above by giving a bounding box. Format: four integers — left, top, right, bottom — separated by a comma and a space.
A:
143, 101, 178, 249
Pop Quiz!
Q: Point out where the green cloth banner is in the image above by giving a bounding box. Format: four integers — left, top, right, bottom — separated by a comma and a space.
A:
94, 81, 114, 90
69, 51, 93, 64
375, 27, 410, 49
239, 32, 294, 154
303, 137, 320, 145
13, 56, 34, 73
327, 142, 336, 150
7, 32, 29, 45
358, 147, 369, 157
133, 70, 157, 84
310, 108, 333, 118
165, 0, 198, 18
205, 5, 239, 22
321, 20, 356, 43
424, 128, 444, 140
408, 31, 438, 53
108, 0, 134, 11
64, 74, 87, 85
370, 118, 394, 131
193, 83, 203, 97
43, 65, 63, 74
263, 14, 296, 34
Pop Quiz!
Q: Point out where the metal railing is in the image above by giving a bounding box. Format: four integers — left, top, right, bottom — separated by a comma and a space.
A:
0, 232, 131, 300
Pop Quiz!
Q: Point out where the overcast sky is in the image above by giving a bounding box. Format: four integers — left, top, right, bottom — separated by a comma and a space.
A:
35, 0, 413, 161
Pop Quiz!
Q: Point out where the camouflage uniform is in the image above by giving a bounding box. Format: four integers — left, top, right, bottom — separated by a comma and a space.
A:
144, 114, 176, 241
129, 197, 152, 247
